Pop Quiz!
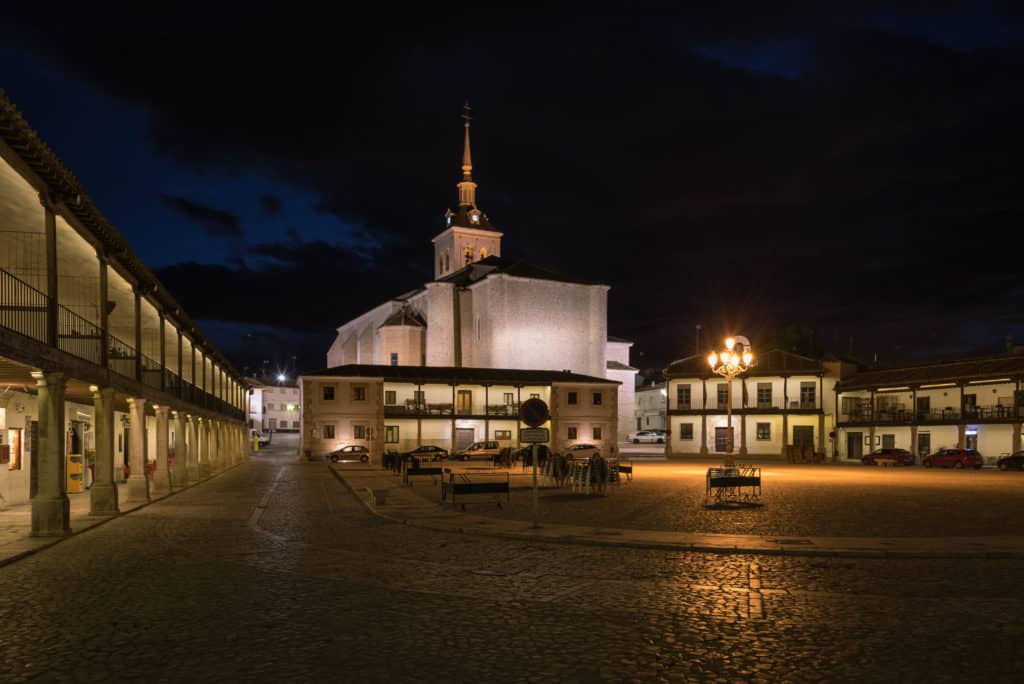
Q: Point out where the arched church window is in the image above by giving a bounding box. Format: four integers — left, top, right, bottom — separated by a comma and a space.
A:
442, 250, 450, 273
439, 254, 444, 273
480, 247, 488, 259
464, 246, 473, 265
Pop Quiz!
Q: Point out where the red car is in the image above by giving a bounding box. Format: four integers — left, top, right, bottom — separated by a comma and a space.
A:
922, 448, 983, 469
861, 448, 915, 466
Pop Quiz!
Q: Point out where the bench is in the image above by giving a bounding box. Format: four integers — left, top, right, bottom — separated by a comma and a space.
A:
441, 473, 510, 510
705, 466, 761, 505
403, 465, 445, 485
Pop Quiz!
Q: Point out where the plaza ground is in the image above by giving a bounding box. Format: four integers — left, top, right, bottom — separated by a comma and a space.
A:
1, 437, 1022, 682
407, 459, 1024, 538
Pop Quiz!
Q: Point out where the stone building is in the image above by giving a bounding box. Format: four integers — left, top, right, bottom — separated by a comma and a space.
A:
634, 380, 666, 432
325, 106, 636, 440
245, 377, 300, 432
299, 365, 619, 461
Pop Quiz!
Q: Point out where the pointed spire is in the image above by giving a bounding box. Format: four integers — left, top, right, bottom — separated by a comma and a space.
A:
457, 100, 477, 208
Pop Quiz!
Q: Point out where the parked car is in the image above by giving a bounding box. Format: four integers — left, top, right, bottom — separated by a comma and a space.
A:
861, 448, 915, 466
328, 445, 369, 463
455, 441, 500, 461
922, 448, 983, 469
628, 429, 665, 444
402, 445, 449, 462
996, 451, 1024, 471
564, 443, 601, 459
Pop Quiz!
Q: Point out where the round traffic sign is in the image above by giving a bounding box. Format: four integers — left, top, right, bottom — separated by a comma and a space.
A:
519, 398, 550, 427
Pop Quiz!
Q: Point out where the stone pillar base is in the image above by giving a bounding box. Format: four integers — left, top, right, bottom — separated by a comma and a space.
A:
171, 469, 189, 489
151, 471, 171, 497
89, 482, 120, 516
739, 446, 748, 456
199, 463, 211, 479
699, 446, 709, 456
187, 465, 201, 483
31, 495, 70, 537
125, 475, 150, 502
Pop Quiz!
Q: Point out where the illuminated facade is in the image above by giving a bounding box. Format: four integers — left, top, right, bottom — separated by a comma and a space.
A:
326, 107, 636, 440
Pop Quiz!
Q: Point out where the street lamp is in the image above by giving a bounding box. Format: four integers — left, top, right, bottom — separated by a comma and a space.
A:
708, 336, 754, 468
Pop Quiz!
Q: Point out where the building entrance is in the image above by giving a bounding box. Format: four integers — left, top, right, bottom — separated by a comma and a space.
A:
847, 432, 863, 460
455, 428, 475, 452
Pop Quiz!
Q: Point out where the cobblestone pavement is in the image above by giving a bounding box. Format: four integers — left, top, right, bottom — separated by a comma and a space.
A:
1, 453, 1022, 682
425, 461, 1024, 537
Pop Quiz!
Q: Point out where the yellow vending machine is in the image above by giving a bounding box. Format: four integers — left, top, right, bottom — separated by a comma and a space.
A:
66, 422, 85, 493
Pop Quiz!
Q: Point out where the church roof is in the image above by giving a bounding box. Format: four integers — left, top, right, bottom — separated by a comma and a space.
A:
664, 349, 825, 378
379, 307, 426, 328
436, 255, 602, 287
445, 205, 497, 231
302, 364, 619, 386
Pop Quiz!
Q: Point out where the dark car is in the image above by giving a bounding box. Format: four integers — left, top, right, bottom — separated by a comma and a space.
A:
922, 448, 983, 469
328, 445, 369, 463
402, 444, 449, 462
997, 451, 1024, 471
861, 448, 915, 466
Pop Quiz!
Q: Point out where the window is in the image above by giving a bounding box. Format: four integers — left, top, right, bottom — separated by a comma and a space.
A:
676, 385, 690, 409
503, 392, 514, 405
592, 426, 602, 440
385, 425, 399, 443
494, 429, 512, 439
679, 423, 693, 440
322, 424, 335, 439
800, 382, 816, 408
292, 420, 300, 428
568, 391, 578, 405
756, 423, 771, 440
464, 246, 473, 265
354, 425, 366, 439
568, 427, 578, 440
457, 390, 473, 414
265, 403, 274, 410
322, 385, 335, 401
385, 390, 396, 405
717, 384, 728, 409
352, 385, 366, 401
881, 434, 895, 449
592, 392, 602, 406
646, 417, 650, 426
390, 353, 398, 366
757, 383, 772, 408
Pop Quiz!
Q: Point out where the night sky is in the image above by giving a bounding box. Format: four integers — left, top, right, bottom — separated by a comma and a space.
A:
2, 4, 1022, 379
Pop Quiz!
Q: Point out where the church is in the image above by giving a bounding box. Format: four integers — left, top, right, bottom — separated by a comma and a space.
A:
324, 106, 636, 442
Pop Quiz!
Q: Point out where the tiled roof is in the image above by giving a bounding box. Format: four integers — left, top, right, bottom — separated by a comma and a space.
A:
607, 360, 638, 371
301, 364, 619, 385
664, 349, 825, 378
379, 307, 426, 328
436, 255, 601, 287
445, 205, 497, 231
835, 353, 1024, 391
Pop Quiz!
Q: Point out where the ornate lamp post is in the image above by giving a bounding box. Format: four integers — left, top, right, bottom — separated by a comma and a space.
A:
708, 336, 754, 468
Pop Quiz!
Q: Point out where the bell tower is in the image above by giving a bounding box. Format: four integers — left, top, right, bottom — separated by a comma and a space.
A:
433, 101, 503, 279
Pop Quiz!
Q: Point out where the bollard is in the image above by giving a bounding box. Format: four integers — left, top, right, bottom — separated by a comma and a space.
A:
252, 434, 259, 452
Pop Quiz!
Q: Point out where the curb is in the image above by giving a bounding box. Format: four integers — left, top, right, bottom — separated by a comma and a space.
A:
0, 462, 244, 569
326, 465, 1024, 560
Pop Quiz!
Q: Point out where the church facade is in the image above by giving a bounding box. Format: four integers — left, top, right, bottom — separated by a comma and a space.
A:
325, 107, 636, 440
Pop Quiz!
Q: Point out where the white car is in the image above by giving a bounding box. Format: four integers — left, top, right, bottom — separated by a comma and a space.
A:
628, 429, 665, 444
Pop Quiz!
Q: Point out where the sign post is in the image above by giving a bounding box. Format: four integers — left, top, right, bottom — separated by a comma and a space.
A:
519, 398, 550, 529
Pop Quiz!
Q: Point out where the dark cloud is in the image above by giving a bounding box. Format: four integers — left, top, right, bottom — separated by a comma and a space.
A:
6, 3, 1024, 370
158, 193, 243, 237
259, 192, 282, 216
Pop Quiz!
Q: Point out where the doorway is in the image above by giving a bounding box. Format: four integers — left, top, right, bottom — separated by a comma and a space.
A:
847, 432, 863, 460
457, 390, 473, 415
917, 432, 930, 459
455, 428, 475, 452
714, 427, 733, 453
793, 426, 814, 448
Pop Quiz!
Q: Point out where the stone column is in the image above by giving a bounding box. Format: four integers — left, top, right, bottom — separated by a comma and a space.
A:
186, 415, 201, 483
818, 413, 825, 456
211, 421, 221, 472
30, 370, 70, 536
89, 385, 119, 516
910, 425, 919, 464
1012, 423, 1021, 456
126, 398, 149, 502
199, 418, 211, 478
172, 411, 188, 487
152, 405, 170, 496
957, 423, 966, 449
